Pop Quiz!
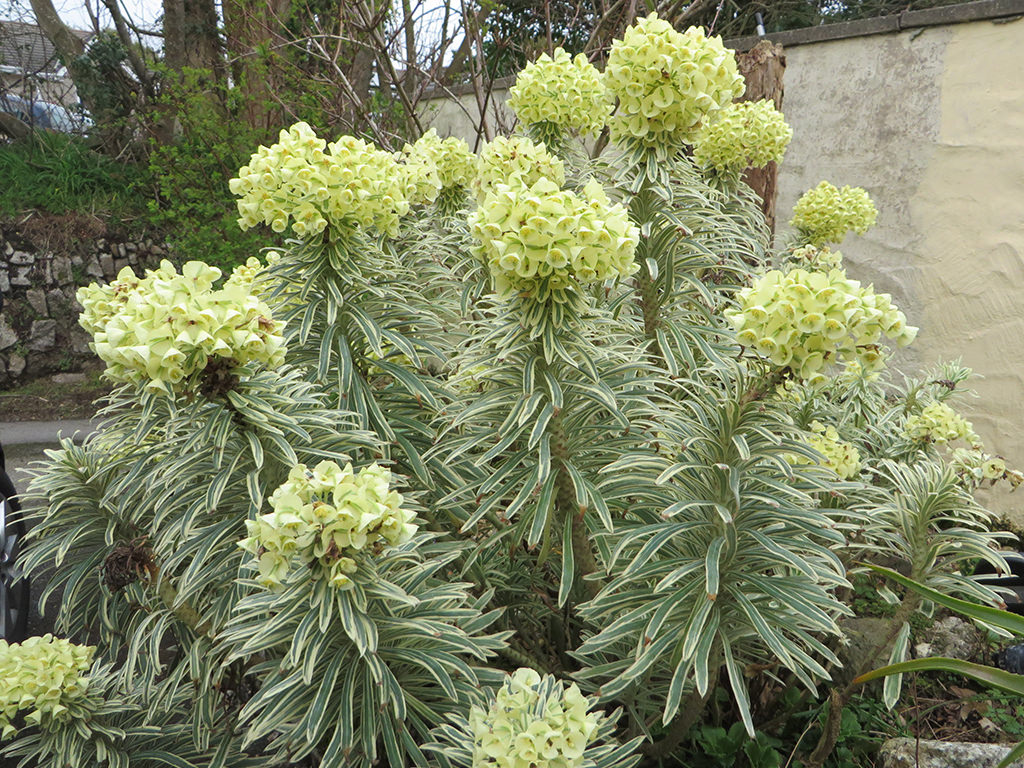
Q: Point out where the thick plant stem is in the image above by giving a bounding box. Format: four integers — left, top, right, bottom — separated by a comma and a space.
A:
547, 409, 601, 601
642, 666, 720, 759
803, 593, 921, 767
156, 572, 212, 637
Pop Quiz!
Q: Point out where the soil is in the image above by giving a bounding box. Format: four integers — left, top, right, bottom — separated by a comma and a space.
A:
0, 367, 111, 421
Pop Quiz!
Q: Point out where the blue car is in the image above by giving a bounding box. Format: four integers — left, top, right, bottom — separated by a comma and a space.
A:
0, 93, 79, 133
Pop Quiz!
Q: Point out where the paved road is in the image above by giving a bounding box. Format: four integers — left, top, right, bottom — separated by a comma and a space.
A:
2, 420, 98, 639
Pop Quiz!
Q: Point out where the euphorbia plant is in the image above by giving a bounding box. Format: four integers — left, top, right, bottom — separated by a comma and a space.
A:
8, 12, 1017, 768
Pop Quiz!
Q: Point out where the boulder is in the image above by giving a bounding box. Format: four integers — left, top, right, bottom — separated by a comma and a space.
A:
880, 737, 1024, 768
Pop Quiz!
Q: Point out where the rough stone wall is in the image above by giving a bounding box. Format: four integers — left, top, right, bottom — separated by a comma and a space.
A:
0, 227, 164, 385
774, 15, 1024, 516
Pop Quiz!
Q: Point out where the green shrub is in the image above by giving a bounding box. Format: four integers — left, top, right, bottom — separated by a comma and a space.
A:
8, 15, 1019, 768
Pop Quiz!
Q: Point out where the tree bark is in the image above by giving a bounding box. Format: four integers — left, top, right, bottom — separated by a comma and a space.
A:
737, 40, 786, 235
223, 0, 290, 133
163, 0, 225, 78
27, 0, 101, 118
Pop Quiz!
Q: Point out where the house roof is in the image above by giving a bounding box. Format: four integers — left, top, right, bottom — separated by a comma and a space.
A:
0, 20, 92, 76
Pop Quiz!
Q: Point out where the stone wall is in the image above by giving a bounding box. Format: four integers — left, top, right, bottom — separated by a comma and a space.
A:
0, 224, 164, 385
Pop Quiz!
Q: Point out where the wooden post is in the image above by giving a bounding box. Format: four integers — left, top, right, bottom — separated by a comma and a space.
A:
736, 41, 786, 235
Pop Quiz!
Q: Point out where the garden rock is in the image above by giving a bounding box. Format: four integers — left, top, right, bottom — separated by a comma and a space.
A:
26, 288, 47, 316
880, 737, 1024, 768
835, 617, 892, 685
8, 353, 25, 377
914, 616, 986, 662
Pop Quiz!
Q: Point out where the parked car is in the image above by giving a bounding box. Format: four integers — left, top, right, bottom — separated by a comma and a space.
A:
0, 442, 30, 642
0, 93, 82, 133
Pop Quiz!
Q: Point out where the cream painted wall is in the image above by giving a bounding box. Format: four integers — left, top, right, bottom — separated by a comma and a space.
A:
775, 17, 1024, 517
421, 16, 1024, 516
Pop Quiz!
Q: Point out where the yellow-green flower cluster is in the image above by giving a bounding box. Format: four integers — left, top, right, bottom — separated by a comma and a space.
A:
951, 446, 1011, 487
692, 99, 792, 172
469, 668, 600, 768
904, 401, 978, 445
604, 14, 745, 148
77, 260, 286, 395
726, 268, 917, 382
473, 136, 566, 203
239, 461, 416, 590
402, 129, 476, 193
469, 177, 639, 302
783, 244, 844, 271
507, 47, 612, 137
786, 421, 861, 479
0, 635, 94, 740
229, 122, 410, 238
791, 181, 878, 246
397, 151, 443, 207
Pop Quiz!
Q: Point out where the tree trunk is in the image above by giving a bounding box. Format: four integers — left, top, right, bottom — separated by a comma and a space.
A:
737, 40, 786, 235
223, 0, 290, 133
28, 0, 98, 117
163, 0, 225, 78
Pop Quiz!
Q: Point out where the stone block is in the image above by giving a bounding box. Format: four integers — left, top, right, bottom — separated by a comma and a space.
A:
9, 251, 33, 266
86, 256, 104, 279
28, 319, 57, 351
26, 288, 47, 316
47, 289, 66, 313
114, 258, 129, 273
10, 266, 31, 287
880, 738, 1024, 768
3, 242, 12, 256
52, 372, 87, 384
53, 255, 72, 284
8, 353, 25, 377
99, 253, 115, 277
0, 268, 8, 293
0, 315, 16, 350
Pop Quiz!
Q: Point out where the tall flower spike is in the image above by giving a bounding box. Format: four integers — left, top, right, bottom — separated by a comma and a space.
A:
472, 136, 566, 204
726, 266, 917, 383
238, 461, 417, 590
468, 669, 601, 768
604, 14, 745, 151
691, 99, 792, 173
0, 635, 95, 740
78, 258, 286, 396
791, 181, 878, 246
468, 177, 639, 309
507, 47, 612, 145
229, 122, 411, 239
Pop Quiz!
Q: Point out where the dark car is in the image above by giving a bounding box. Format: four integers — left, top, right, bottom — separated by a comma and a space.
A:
0, 442, 30, 641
